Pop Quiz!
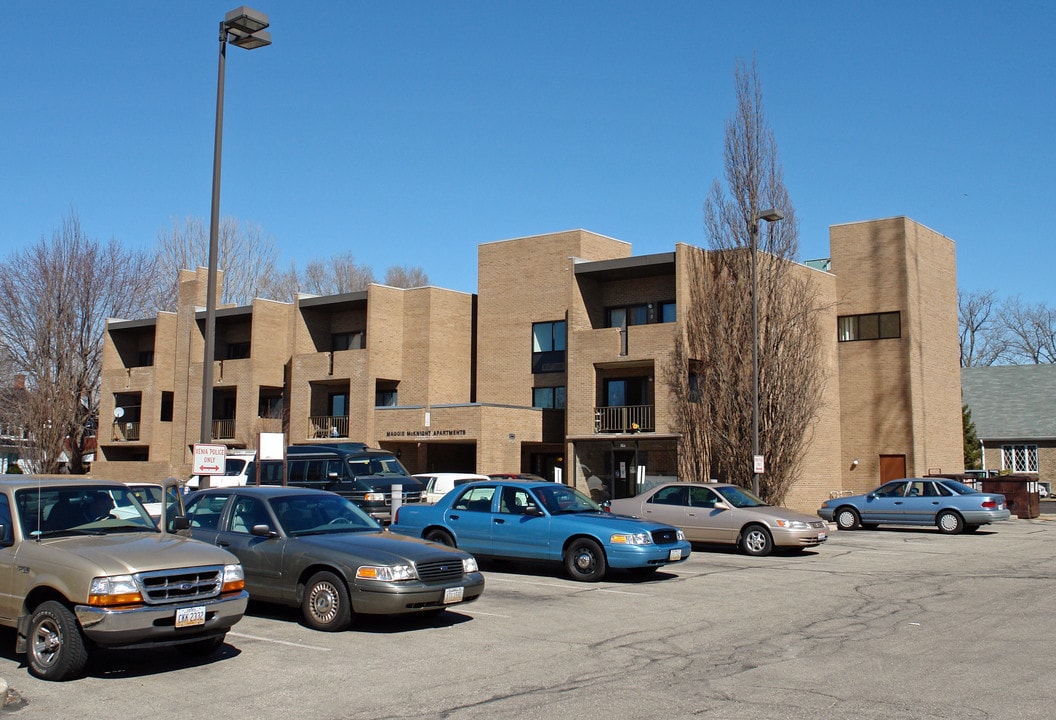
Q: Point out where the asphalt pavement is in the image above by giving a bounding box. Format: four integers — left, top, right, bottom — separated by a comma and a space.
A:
3, 515, 1056, 719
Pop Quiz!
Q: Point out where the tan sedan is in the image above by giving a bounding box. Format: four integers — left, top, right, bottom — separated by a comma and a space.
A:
607, 482, 827, 556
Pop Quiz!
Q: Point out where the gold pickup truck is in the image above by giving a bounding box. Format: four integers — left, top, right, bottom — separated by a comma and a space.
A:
0, 476, 249, 680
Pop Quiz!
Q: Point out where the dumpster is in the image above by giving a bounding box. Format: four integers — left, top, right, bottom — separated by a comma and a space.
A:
980, 475, 1039, 519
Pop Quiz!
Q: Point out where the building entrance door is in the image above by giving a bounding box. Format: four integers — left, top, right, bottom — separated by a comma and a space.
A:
611, 450, 638, 499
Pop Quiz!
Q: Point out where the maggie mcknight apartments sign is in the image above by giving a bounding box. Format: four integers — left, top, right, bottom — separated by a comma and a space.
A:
385, 429, 469, 438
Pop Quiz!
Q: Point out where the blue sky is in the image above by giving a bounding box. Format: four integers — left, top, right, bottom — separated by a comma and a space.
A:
3, 1, 1054, 305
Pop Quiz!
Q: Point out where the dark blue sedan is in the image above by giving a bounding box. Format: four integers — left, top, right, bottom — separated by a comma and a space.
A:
390, 481, 691, 581
818, 477, 1011, 534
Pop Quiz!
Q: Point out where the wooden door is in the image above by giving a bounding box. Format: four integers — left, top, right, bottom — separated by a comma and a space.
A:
879, 454, 907, 483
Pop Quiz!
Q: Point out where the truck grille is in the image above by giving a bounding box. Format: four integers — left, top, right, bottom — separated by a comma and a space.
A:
650, 529, 680, 545
136, 566, 224, 604
416, 559, 464, 583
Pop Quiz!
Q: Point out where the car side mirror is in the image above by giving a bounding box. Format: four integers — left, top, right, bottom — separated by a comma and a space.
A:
251, 524, 277, 538
524, 503, 545, 517
713, 501, 730, 511
171, 515, 191, 531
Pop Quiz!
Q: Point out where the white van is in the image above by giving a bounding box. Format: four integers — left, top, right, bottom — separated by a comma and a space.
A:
187, 450, 257, 491
413, 472, 490, 504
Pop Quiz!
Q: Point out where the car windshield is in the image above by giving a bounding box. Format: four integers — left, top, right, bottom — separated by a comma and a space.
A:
16, 487, 157, 537
937, 479, 978, 495
346, 455, 410, 478
271, 494, 381, 536
713, 485, 768, 508
532, 485, 600, 515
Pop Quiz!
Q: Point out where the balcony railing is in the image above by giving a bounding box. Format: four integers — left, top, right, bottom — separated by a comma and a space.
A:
213, 419, 235, 440
309, 415, 349, 439
594, 405, 654, 434
111, 421, 141, 442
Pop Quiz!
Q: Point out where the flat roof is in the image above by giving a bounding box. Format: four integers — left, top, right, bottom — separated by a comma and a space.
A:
573, 252, 676, 281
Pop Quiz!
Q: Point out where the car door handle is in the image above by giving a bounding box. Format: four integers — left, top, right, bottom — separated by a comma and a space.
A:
217, 541, 231, 548
493, 518, 505, 524
449, 514, 460, 520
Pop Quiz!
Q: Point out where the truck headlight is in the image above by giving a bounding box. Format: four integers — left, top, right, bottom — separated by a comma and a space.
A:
88, 575, 142, 606
462, 557, 478, 574
356, 564, 417, 581
222, 564, 245, 593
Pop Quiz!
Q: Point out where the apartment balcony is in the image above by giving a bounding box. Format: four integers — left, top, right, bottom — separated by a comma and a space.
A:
111, 421, 141, 442
213, 419, 236, 440
308, 415, 349, 439
593, 405, 654, 434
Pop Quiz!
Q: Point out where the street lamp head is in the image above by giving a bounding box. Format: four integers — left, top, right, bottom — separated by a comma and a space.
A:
224, 6, 270, 35
756, 209, 784, 223
230, 29, 272, 49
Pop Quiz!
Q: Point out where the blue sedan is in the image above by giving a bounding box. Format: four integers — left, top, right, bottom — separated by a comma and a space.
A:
818, 477, 1011, 534
390, 481, 691, 581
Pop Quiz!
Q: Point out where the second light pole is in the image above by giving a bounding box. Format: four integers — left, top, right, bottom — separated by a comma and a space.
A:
750, 208, 783, 497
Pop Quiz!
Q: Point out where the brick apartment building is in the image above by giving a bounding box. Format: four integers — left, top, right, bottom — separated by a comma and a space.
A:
94, 216, 963, 513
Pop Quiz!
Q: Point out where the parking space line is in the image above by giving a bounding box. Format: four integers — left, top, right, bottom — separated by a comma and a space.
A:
460, 609, 511, 617
228, 632, 332, 651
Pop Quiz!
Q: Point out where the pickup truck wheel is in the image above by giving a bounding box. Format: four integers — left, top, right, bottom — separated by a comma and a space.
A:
27, 601, 88, 681
302, 571, 353, 631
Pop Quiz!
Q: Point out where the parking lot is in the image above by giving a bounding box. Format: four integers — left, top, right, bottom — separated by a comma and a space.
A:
3, 517, 1056, 719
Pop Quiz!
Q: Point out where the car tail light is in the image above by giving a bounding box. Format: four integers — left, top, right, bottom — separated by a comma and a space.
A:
392, 507, 401, 524
982, 500, 999, 509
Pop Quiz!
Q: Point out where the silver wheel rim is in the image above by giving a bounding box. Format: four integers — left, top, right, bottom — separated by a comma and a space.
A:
940, 514, 958, 532
31, 619, 62, 669
838, 510, 855, 528
744, 530, 767, 554
308, 581, 340, 625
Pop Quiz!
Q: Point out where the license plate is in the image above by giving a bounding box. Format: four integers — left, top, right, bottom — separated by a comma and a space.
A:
668, 548, 682, 561
443, 586, 464, 604
175, 606, 206, 628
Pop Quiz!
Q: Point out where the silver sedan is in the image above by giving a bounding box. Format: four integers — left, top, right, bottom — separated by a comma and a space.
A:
608, 482, 827, 556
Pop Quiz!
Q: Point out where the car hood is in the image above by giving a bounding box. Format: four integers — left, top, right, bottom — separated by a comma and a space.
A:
556, 511, 675, 532
37, 532, 239, 575
730, 505, 821, 523
295, 530, 470, 564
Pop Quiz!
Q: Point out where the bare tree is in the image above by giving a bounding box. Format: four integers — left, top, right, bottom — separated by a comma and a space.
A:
154, 216, 279, 309
669, 57, 824, 504
0, 213, 158, 472
1000, 297, 1056, 364
958, 289, 1008, 366
300, 251, 376, 295
384, 265, 430, 288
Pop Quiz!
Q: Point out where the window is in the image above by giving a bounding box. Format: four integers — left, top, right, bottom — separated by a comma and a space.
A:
838, 311, 901, 342
532, 387, 566, 409
160, 392, 173, 422
332, 331, 364, 351
225, 341, 250, 359
532, 321, 566, 352
137, 351, 154, 367
606, 301, 676, 327
1002, 444, 1038, 473
648, 485, 687, 506
532, 320, 566, 374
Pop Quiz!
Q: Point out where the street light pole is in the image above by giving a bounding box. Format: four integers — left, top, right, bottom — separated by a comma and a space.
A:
200, 7, 272, 457
750, 208, 783, 497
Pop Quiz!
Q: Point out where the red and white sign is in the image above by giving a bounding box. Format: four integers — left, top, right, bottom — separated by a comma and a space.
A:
753, 455, 765, 474
193, 443, 227, 475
